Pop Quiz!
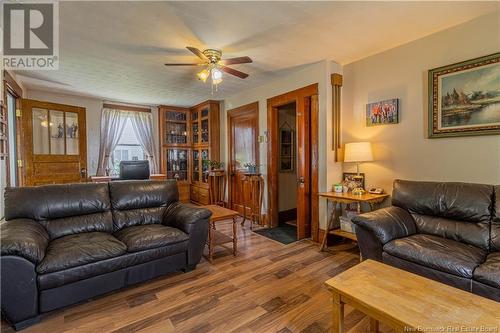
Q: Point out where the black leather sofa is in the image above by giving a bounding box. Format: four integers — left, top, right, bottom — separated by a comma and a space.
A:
0, 180, 211, 330
352, 180, 499, 302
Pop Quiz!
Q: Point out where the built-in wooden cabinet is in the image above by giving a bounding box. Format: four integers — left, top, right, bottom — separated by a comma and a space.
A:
159, 101, 220, 205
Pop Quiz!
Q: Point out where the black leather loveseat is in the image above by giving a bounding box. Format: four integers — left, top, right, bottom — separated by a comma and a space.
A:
352, 180, 499, 302
1, 180, 211, 330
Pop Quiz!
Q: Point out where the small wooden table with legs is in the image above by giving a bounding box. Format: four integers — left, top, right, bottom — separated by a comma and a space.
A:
204, 205, 239, 262
325, 260, 500, 333
318, 192, 389, 251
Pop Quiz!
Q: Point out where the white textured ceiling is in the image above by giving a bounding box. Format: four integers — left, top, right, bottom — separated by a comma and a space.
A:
14, 1, 499, 106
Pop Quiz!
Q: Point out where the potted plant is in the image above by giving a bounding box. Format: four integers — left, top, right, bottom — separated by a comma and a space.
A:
206, 160, 224, 171
244, 162, 260, 174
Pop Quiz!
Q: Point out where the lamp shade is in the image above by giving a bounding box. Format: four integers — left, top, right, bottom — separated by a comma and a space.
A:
344, 142, 373, 163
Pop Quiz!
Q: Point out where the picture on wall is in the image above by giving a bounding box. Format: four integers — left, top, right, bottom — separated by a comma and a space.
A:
428, 52, 500, 138
366, 99, 399, 126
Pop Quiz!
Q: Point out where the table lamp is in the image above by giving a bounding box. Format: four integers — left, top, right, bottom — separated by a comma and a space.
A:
344, 142, 373, 195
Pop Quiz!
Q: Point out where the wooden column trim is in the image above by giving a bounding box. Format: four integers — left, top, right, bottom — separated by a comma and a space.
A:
103, 103, 151, 113
331, 73, 343, 162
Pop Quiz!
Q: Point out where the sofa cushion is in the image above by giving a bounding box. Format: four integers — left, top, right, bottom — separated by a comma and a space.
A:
114, 224, 188, 252
4, 183, 113, 239
410, 214, 489, 251
392, 180, 493, 224
37, 242, 188, 290
109, 180, 179, 231
383, 234, 487, 278
37, 232, 127, 274
473, 252, 500, 289
4, 183, 111, 221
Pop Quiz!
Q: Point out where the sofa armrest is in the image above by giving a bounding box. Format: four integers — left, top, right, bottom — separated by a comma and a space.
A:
1, 219, 49, 264
352, 206, 416, 245
164, 202, 212, 234
164, 202, 211, 268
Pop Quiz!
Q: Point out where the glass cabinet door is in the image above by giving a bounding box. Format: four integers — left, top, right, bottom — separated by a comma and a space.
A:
165, 149, 188, 181
200, 107, 209, 144
191, 110, 199, 144
192, 149, 200, 182
201, 149, 209, 183
164, 111, 188, 145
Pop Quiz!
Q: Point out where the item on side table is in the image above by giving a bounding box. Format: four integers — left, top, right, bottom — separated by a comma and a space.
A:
0, 180, 211, 330
352, 179, 500, 302
339, 216, 356, 233
368, 187, 384, 194
333, 184, 343, 193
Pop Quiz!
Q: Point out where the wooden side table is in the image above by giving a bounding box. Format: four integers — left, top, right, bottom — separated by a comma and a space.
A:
318, 192, 389, 251
208, 169, 226, 206
204, 205, 239, 262
241, 173, 264, 230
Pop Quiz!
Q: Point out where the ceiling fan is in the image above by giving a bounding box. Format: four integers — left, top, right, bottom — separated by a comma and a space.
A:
164, 47, 252, 89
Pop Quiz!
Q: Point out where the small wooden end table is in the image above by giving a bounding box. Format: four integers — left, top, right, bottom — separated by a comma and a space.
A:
318, 192, 389, 251
241, 173, 264, 230
325, 260, 500, 333
204, 205, 239, 262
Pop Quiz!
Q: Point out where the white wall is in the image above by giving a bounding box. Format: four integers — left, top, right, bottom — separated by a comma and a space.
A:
26, 90, 160, 176
342, 12, 500, 193
222, 60, 343, 229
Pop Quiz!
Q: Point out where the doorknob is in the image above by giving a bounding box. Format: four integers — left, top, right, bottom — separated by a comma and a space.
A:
298, 177, 305, 188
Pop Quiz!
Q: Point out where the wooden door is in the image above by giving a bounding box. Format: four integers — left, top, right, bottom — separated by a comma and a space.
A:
22, 99, 87, 186
228, 102, 259, 215
296, 96, 313, 239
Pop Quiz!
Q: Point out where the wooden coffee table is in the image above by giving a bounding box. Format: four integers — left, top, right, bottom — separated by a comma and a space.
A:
325, 260, 500, 333
204, 205, 239, 262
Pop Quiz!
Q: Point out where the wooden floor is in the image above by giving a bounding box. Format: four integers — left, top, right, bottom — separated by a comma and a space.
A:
1, 219, 394, 333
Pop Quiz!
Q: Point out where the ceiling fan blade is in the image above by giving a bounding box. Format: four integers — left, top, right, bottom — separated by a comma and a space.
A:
186, 46, 208, 61
164, 63, 204, 66
221, 66, 249, 79
220, 56, 253, 65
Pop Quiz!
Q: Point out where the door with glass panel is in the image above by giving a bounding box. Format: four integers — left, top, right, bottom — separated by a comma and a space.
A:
22, 99, 87, 185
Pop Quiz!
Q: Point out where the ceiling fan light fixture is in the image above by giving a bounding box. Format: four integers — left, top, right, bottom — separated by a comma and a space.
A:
197, 69, 209, 82
211, 68, 223, 81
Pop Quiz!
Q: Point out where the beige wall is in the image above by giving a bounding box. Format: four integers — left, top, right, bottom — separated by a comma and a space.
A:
26, 90, 159, 176
278, 103, 297, 212
222, 60, 343, 229
342, 12, 500, 193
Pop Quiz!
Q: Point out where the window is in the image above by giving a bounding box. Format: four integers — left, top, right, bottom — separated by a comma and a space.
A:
112, 118, 146, 175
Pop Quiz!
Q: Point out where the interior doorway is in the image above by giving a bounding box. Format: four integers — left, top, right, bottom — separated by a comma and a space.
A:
276, 102, 298, 243
266, 84, 319, 242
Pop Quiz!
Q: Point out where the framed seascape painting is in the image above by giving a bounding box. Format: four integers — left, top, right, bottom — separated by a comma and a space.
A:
366, 99, 399, 126
428, 53, 500, 138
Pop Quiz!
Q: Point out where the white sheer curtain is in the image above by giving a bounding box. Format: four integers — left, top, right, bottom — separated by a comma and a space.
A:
130, 111, 158, 174
96, 108, 127, 176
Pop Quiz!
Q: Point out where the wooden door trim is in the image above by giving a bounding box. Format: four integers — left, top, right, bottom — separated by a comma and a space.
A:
266, 84, 319, 238
227, 101, 259, 210
3, 70, 24, 186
